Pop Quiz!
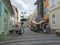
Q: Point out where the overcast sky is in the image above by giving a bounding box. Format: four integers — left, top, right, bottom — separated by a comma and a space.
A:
10, 0, 36, 21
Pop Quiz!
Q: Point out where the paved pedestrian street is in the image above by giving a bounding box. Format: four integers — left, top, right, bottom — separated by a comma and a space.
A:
0, 28, 60, 45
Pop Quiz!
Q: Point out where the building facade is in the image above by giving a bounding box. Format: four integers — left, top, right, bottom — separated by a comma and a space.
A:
12, 6, 18, 25
0, 0, 14, 40
34, 0, 49, 24
43, 0, 49, 20
27, 8, 38, 27
34, 0, 44, 22
49, 0, 60, 32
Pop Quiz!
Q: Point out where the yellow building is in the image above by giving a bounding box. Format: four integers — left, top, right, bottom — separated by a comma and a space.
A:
43, 0, 49, 20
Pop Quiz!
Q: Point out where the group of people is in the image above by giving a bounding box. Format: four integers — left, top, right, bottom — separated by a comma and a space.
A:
10, 23, 24, 35
12, 24, 21, 35
43, 22, 50, 33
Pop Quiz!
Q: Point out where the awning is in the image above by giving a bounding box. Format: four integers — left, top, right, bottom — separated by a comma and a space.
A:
36, 20, 45, 24
32, 20, 46, 24
32, 20, 37, 24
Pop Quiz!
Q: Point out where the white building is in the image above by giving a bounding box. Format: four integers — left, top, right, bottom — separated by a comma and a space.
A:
49, 0, 60, 33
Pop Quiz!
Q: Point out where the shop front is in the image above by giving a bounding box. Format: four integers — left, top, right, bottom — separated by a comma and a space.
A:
30, 20, 45, 32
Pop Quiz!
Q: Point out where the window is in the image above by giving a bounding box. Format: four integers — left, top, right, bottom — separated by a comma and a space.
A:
44, 7, 49, 14
52, 21, 55, 24
4, 9, 8, 14
49, 0, 55, 6
52, 14, 55, 19
51, 14, 56, 26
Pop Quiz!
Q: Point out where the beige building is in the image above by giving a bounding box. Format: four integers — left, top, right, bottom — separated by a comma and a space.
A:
27, 8, 38, 27
49, 0, 60, 33
12, 6, 18, 25
30, 8, 38, 22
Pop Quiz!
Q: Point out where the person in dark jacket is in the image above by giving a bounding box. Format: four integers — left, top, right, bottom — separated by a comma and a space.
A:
46, 23, 50, 34
43, 23, 47, 33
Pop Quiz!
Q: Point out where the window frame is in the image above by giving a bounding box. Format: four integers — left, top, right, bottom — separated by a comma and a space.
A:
44, 7, 49, 14
51, 14, 56, 26
49, 0, 55, 6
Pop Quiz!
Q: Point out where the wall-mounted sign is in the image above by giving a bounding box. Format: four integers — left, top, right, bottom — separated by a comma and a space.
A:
0, 2, 2, 16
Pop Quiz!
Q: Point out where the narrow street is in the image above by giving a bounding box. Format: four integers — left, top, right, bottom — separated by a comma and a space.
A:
0, 28, 60, 45
0, 0, 60, 45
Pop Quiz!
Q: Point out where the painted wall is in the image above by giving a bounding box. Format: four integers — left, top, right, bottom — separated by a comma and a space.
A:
0, 0, 13, 41
49, 8, 60, 29
49, 0, 60, 29
0, 0, 5, 41
43, 0, 48, 8
43, 0, 49, 20
13, 6, 18, 23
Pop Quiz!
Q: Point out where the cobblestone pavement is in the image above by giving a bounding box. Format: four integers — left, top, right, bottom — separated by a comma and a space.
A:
0, 28, 60, 45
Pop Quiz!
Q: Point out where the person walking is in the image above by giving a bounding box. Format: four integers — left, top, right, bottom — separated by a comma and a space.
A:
43, 23, 47, 33
21, 22, 24, 33
46, 23, 50, 34
12, 24, 18, 36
